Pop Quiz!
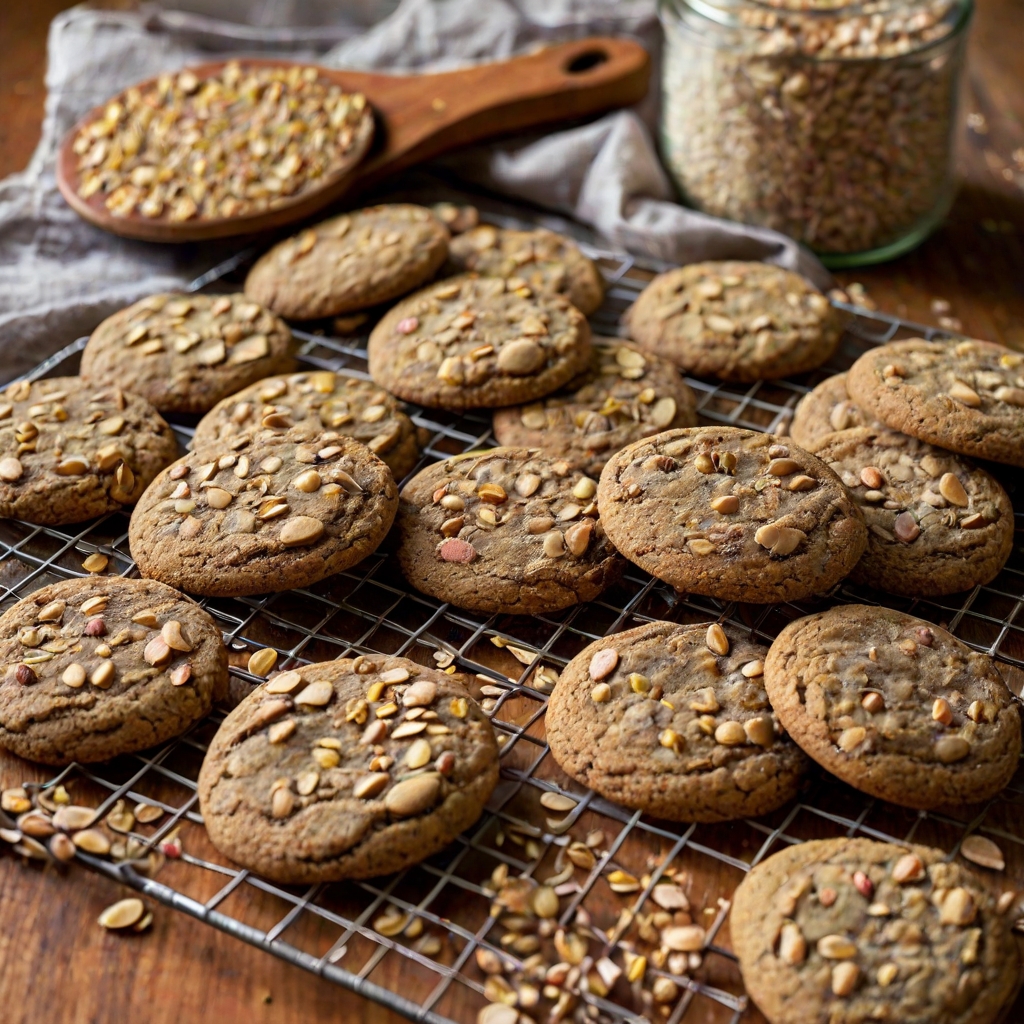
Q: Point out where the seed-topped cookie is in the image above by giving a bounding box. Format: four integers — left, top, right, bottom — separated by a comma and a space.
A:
0, 577, 227, 765
445, 225, 605, 315
847, 338, 1024, 467
790, 373, 878, 449
69, 62, 374, 225
625, 261, 845, 383
809, 427, 1014, 596
396, 448, 624, 615
732, 837, 1018, 1024
244, 205, 450, 320
198, 655, 499, 882
367, 274, 592, 410
764, 606, 1021, 809
81, 293, 295, 415
193, 370, 420, 481
546, 621, 809, 822
597, 427, 866, 604
0, 376, 177, 525
492, 340, 699, 478
129, 427, 398, 597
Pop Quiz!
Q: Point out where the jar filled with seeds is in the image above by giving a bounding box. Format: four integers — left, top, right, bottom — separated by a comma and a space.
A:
659, 0, 972, 265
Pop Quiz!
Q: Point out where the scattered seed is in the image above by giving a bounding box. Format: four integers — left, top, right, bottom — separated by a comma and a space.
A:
98, 898, 145, 930
960, 835, 1005, 871
248, 648, 278, 677
82, 553, 109, 573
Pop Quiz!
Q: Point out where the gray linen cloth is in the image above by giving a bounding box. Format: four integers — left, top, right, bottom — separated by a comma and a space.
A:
0, 0, 828, 382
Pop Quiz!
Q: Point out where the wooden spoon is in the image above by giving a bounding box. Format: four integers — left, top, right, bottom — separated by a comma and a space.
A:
56, 38, 649, 243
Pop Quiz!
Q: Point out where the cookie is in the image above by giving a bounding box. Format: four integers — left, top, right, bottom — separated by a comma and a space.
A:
81, 293, 295, 415
198, 654, 499, 882
625, 261, 845, 383
367, 274, 592, 410
0, 577, 227, 765
763, 605, 1021, 809
396, 447, 624, 615
809, 427, 1014, 596
129, 427, 398, 597
847, 338, 1024, 467
492, 340, 699, 478
445, 225, 605, 315
243, 205, 450, 320
546, 621, 809, 822
193, 370, 420, 482
789, 373, 878, 449
732, 837, 1018, 1024
597, 427, 866, 604
0, 377, 178, 525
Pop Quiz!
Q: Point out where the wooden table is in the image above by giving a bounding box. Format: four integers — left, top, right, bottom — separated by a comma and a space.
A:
0, 3, 1022, 1024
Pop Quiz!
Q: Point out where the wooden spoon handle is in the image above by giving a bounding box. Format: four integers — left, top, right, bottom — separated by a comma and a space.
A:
333, 37, 651, 187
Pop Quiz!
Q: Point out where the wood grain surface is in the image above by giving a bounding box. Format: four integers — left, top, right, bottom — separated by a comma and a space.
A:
1, 3, 1023, 1024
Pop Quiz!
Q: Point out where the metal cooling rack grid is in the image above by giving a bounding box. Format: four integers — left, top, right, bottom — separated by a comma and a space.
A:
3, 222, 1024, 1024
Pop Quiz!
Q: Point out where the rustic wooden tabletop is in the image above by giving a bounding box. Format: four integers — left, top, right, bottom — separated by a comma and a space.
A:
0, 3, 1022, 1024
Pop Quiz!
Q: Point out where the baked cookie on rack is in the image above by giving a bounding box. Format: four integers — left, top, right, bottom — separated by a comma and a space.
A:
130, 426, 397, 597
0, 576, 227, 765
492, 339, 698, 479
81, 292, 295, 415
198, 655, 499, 882
445, 225, 605, 315
597, 426, 866, 604
847, 337, 1024, 467
0, 376, 177, 525
396, 447, 624, 615
367, 275, 591, 410
732, 837, 1018, 1024
244, 204, 450, 320
763, 605, 1021, 809
546, 621, 809, 822
789, 372, 878, 449
193, 370, 421, 482
625, 261, 845, 383
809, 427, 1014, 596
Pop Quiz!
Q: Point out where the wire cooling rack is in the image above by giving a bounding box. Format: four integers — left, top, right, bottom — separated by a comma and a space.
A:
3, 206, 1023, 1024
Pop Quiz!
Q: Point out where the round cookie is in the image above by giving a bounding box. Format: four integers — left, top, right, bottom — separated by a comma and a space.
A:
546, 621, 809, 822
396, 448, 624, 615
763, 605, 1021, 809
445, 225, 605, 315
625, 261, 845, 383
846, 338, 1024, 467
193, 370, 421, 482
492, 340, 699, 479
243, 205, 450, 320
197, 655, 499, 882
0, 376, 178, 525
129, 428, 398, 597
732, 837, 1018, 1024
789, 373, 878, 449
809, 427, 1014, 596
597, 427, 867, 604
367, 274, 592, 410
81, 292, 295, 415
0, 577, 227, 765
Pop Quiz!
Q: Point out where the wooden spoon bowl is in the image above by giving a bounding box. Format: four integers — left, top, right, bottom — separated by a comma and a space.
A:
56, 38, 650, 244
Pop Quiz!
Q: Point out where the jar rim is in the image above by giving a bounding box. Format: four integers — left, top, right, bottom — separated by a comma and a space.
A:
659, 0, 973, 58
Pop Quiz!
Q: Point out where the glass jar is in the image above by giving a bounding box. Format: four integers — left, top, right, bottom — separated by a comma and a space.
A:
658, 0, 972, 266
